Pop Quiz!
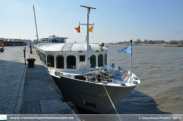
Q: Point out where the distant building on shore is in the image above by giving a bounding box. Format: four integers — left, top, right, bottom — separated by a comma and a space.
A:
2, 38, 26, 46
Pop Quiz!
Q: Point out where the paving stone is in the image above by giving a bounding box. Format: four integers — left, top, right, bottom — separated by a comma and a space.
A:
7, 106, 16, 109
0, 47, 29, 114
26, 71, 52, 80
4, 111, 14, 114
3, 109, 15, 112
40, 99, 75, 114
21, 102, 40, 114
6, 101, 17, 104
24, 78, 62, 102
3, 104, 16, 107
0, 102, 6, 104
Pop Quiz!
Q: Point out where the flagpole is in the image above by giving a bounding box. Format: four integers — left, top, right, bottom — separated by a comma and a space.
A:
33, 5, 39, 47
130, 40, 132, 84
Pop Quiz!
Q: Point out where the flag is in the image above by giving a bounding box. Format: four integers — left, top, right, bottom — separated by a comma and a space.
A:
117, 44, 132, 56
89, 26, 93, 33
75, 26, 80, 33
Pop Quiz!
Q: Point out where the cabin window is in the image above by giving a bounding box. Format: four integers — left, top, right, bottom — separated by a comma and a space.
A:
67, 55, 76, 69
105, 53, 107, 65
98, 54, 103, 67
90, 55, 96, 68
47, 55, 54, 67
80, 55, 85, 62
56, 55, 64, 69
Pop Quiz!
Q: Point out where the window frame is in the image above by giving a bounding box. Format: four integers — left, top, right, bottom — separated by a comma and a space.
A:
79, 55, 85, 62
67, 55, 76, 69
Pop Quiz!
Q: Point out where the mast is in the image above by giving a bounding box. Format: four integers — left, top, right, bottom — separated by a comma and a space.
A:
80, 5, 96, 50
33, 5, 39, 47
80, 5, 96, 71
130, 40, 132, 84
86, 8, 90, 50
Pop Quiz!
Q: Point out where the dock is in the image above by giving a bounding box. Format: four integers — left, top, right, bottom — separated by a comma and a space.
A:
0, 46, 79, 117
0, 47, 28, 114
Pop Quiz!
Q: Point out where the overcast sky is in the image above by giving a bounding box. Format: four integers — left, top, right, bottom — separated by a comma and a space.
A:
0, 0, 183, 43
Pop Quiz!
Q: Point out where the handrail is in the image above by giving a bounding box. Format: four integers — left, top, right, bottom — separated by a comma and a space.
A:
110, 59, 115, 68
61, 43, 67, 51
68, 43, 74, 51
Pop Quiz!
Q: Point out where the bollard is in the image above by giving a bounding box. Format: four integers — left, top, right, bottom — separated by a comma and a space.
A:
30, 48, 33, 54
27, 58, 36, 68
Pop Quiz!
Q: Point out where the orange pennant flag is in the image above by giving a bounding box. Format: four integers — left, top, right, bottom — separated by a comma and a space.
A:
75, 26, 80, 33
89, 26, 93, 33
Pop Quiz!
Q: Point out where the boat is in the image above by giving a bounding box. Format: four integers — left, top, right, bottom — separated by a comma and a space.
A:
34, 5, 141, 114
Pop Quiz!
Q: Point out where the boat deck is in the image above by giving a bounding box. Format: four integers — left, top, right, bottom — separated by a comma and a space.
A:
49, 67, 140, 87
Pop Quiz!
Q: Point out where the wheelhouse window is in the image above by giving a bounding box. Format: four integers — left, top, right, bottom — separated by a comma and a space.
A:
105, 53, 107, 65
80, 55, 85, 62
47, 55, 54, 67
98, 54, 103, 67
48, 38, 66, 43
90, 55, 96, 68
56, 55, 64, 69
67, 55, 76, 69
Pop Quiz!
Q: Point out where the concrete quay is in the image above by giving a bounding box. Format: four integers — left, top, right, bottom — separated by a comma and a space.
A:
22, 48, 78, 114
0, 46, 28, 114
0, 46, 79, 118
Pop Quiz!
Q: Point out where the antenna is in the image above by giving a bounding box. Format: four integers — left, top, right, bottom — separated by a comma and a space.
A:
80, 5, 96, 10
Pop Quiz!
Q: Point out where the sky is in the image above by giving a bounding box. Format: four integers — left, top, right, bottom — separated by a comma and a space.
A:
0, 0, 183, 43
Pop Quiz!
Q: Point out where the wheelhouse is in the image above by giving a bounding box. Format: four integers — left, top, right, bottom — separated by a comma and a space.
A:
39, 35, 68, 47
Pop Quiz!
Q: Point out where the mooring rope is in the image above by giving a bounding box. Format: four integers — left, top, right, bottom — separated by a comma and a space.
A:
102, 85, 122, 121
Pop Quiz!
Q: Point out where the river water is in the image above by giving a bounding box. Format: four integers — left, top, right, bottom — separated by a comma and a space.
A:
78, 45, 183, 114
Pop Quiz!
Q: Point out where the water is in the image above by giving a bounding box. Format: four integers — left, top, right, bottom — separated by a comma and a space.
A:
78, 45, 183, 114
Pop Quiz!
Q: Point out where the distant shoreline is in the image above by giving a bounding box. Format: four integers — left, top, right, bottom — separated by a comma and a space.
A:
108, 44, 183, 47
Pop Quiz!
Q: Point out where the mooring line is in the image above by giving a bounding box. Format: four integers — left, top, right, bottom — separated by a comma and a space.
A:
103, 85, 122, 121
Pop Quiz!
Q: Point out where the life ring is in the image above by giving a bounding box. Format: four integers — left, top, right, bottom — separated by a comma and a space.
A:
124, 73, 128, 79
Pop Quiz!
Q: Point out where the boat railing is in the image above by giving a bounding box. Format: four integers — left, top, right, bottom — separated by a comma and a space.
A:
82, 67, 133, 85
68, 43, 74, 51
61, 43, 67, 51
39, 53, 46, 65
122, 70, 131, 82
47, 63, 52, 72
110, 59, 115, 68
61, 43, 74, 51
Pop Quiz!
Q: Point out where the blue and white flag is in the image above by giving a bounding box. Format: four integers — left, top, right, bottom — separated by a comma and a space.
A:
117, 44, 132, 56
